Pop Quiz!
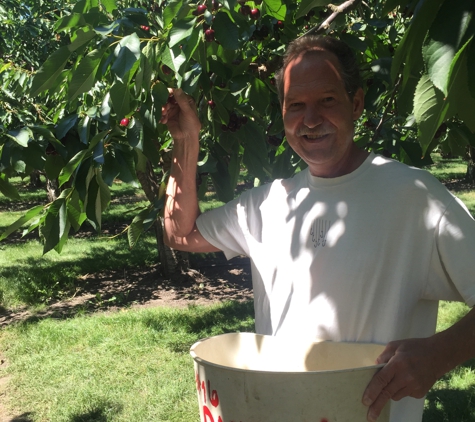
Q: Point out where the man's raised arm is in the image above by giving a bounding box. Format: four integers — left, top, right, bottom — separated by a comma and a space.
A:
160, 88, 219, 253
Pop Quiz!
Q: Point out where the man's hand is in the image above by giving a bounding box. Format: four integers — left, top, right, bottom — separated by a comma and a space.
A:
160, 88, 201, 143
362, 337, 444, 422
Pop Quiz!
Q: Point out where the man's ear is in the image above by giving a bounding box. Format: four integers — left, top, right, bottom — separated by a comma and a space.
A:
352, 87, 365, 120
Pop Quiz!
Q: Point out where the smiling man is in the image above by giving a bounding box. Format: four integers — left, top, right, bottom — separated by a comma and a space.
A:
161, 35, 475, 422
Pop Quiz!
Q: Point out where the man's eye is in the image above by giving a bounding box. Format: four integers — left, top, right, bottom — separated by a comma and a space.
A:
322, 97, 335, 103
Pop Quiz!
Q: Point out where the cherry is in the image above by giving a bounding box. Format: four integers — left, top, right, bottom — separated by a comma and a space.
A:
167, 93, 177, 105
276, 20, 284, 29
120, 118, 130, 127
250, 8, 260, 19
208, 100, 216, 109
161, 64, 172, 75
205, 29, 215, 42
240, 5, 251, 15
140, 25, 150, 31
194, 4, 207, 15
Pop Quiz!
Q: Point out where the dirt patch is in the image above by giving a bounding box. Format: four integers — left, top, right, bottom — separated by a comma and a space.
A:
0, 255, 253, 327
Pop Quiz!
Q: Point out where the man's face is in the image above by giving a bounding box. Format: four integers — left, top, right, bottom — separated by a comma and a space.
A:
282, 50, 364, 177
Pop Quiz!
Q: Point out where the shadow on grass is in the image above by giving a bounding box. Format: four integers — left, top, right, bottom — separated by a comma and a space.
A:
424, 358, 475, 421
0, 237, 157, 305
424, 387, 475, 421
8, 412, 35, 421
69, 401, 123, 422
141, 300, 256, 353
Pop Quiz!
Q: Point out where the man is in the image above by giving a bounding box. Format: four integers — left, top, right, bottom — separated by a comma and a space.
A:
160, 35, 475, 422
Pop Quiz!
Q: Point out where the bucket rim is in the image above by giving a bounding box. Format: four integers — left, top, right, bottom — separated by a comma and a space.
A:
190, 332, 385, 375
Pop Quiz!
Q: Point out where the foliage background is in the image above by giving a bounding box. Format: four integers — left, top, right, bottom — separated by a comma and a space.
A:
1, 0, 475, 256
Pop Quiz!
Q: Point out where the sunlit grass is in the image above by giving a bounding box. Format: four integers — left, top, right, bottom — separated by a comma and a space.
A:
427, 154, 467, 182
0, 302, 255, 422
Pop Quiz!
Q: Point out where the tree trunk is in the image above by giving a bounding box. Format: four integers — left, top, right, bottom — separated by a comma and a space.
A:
466, 147, 475, 186
29, 170, 42, 188
46, 178, 60, 202
136, 160, 189, 277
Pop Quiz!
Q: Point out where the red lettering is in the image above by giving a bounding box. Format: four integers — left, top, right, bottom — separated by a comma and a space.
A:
210, 389, 219, 407
218, 417, 223, 422
202, 381, 207, 403
203, 405, 214, 422
195, 372, 201, 392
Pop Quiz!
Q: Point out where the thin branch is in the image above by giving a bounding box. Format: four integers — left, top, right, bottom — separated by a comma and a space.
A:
366, 75, 402, 148
302, 0, 363, 37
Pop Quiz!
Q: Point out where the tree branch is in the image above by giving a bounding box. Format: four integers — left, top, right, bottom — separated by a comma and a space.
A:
367, 75, 402, 148
303, 0, 363, 37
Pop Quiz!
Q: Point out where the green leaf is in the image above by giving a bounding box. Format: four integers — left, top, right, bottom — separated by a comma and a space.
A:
67, 189, 87, 232
263, 0, 286, 20
241, 120, 271, 181
169, 18, 196, 49
30, 46, 71, 97
112, 33, 141, 79
45, 155, 66, 180
55, 13, 87, 32
422, 1, 474, 95
247, 76, 270, 116
295, 0, 332, 19
68, 48, 106, 101
8, 127, 31, 147
0, 204, 44, 241
467, 39, 475, 101
447, 39, 475, 132
213, 12, 239, 50
0, 176, 20, 200
29, 126, 68, 158
42, 198, 66, 254
56, 114, 79, 140
413, 74, 452, 156
58, 149, 89, 187
67, 28, 96, 53
110, 80, 133, 119
391, 0, 445, 83
101, 0, 117, 13
163, 0, 183, 27
84, 171, 110, 231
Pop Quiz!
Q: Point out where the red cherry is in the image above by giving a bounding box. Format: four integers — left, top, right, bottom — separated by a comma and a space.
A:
194, 4, 207, 15
120, 118, 130, 127
250, 8, 260, 19
276, 20, 284, 28
240, 5, 251, 15
205, 29, 215, 42
208, 100, 216, 109
140, 25, 150, 31
167, 93, 177, 105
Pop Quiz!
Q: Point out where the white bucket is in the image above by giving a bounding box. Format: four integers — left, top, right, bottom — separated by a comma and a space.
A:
190, 332, 390, 422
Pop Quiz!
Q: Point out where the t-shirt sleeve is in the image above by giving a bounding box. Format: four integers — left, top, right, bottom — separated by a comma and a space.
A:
196, 197, 249, 260
425, 196, 475, 306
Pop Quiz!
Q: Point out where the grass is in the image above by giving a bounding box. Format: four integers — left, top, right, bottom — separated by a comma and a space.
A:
1, 155, 475, 421
0, 302, 255, 422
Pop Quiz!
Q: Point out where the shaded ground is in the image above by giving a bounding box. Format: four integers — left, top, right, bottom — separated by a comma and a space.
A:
0, 254, 253, 327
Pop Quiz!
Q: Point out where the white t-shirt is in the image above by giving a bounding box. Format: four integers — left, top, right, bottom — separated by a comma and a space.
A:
196, 153, 475, 421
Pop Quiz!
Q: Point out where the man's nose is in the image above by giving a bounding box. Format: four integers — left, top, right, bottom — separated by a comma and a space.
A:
303, 105, 323, 128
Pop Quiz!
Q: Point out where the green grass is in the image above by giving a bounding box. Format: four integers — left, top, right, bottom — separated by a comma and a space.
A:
0, 302, 255, 422
426, 155, 468, 183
